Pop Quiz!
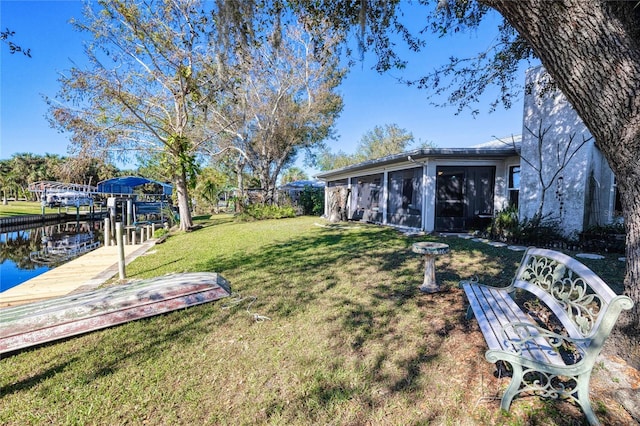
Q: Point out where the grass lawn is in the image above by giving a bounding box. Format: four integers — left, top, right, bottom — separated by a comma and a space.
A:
0, 215, 631, 425
0, 201, 64, 217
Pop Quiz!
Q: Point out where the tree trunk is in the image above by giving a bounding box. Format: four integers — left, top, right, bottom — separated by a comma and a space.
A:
481, 0, 640, 367
235, 157, 246, 213
174, 168, 193, 231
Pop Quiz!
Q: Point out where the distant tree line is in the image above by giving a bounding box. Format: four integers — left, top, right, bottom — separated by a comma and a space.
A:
0, 153, 118, 202
316, 124, 436, 171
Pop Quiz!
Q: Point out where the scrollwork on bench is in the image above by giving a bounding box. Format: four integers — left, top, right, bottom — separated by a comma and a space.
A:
519, 367, 579, 403
519, 255, 602, 336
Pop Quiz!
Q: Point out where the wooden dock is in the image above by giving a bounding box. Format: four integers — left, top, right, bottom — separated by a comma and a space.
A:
0, 241, 155, 308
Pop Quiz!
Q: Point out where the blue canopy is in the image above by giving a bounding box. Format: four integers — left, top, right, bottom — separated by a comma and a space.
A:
97, 176, 173, 196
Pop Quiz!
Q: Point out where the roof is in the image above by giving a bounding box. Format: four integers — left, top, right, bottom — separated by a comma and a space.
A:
315, 144, 521, 180
470, 135, 522, 148
97, 176, 173, 195
279, 180, 325, 190
28, 181, 97, 194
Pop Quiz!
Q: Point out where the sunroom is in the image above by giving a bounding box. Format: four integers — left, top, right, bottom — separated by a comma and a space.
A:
316, 144, 521, 233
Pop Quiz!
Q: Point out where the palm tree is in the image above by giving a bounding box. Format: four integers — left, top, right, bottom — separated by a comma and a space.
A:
280, 167, 309, 185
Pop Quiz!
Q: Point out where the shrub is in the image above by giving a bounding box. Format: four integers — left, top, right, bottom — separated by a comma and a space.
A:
236, 204, 297, 222
488, 208, 567, 247
298, 186, 324, 216
514, 214, 565, 246
488, 206, 519, 241
154, 228, 169, 238
580, 222, 626, 253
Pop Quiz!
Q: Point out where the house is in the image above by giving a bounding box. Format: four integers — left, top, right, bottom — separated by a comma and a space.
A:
519, 66, 620, 236
277, 180, 325, 206
316, 142, 521, 232
316, 66, 620, 236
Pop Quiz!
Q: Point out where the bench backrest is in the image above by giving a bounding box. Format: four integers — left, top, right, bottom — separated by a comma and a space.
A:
511, 248, 633, 354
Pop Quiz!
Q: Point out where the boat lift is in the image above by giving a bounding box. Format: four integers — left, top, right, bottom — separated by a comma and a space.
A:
97, 176, 174, 242
28, 181, 98, 219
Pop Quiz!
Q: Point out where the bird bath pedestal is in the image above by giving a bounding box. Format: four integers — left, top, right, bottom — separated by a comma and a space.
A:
412, 242, 450, 293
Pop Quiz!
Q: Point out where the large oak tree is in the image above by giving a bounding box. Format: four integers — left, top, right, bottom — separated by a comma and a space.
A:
483, 0, 640, 367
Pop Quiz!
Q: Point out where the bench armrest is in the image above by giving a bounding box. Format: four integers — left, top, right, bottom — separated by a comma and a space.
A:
500, 322, 588, 359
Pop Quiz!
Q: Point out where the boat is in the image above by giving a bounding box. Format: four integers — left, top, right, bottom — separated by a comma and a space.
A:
0, 272, 231, 355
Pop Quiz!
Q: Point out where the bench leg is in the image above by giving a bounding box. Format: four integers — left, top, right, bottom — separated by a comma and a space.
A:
465, 305, 474, 320
500, 362, 522, 412
575, 372, 600, 426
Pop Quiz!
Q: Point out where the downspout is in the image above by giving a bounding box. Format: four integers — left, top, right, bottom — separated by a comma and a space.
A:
382, 171, 389, 225
347, 177, 353, 219
422, 162, 428, 232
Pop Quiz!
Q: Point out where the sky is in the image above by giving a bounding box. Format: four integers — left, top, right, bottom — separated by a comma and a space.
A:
1, 0, 528, 177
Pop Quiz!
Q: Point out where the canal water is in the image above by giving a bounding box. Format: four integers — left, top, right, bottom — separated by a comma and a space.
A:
0, 220, 103, 293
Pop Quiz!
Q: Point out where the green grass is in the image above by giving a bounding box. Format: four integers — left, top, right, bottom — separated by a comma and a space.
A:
0, 201, 64, 217
0, 216, 630, 425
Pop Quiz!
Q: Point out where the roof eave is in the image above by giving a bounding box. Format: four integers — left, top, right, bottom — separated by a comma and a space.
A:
315, 146, 519, 180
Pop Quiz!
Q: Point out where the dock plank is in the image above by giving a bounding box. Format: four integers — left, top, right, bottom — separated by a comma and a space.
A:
0, 242, 155, 307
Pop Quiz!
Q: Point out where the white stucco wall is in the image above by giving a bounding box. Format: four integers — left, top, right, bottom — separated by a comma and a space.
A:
521, 67, 602, 236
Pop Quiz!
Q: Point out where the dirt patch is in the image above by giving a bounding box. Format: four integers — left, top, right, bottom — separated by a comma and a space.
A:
592, 353, 640, 423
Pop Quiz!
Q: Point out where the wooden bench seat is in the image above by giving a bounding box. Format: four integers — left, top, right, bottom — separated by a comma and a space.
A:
461, 247, 633, 425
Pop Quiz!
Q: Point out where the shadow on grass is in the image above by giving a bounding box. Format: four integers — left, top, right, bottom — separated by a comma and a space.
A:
0, 357, 80, 396
2, 221, 612, 424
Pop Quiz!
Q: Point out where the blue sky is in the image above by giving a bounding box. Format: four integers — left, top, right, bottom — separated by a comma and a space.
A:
1, 1, 527, 176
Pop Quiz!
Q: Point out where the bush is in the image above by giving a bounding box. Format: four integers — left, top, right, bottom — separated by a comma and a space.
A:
236, 204, 297, 222
488, 208, 567, 247
154, 228, 169, 239
298, 186, 324, 216
488, 206, 519, 241
514, 215, 565, 246
580, 222, 626, 253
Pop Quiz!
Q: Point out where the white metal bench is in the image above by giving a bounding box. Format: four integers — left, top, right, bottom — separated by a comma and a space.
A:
461, 247, 633, 425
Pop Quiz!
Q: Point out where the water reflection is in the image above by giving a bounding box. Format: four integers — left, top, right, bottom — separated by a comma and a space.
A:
0, 220, 103, 292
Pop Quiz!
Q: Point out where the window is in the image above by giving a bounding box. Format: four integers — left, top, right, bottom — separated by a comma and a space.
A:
508, 165, 520, 208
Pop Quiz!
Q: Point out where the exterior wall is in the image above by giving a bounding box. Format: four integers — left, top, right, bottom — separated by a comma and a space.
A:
585, 148, 617, 227
521, 67, 597, 237
321, 156, 515, 233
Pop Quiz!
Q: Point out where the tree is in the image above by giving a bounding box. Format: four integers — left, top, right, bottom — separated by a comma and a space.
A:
0, 160, 18, 203
478, 0, 640, 367
193, 167, 233, 214
55, 156, 119, 186
206, 18, 344, 205
279, 0, 640, 369
6, 153, 61, 200
315, 148, 356, 171
48, 0, 218, 231
356, 124, 414, 161
316, 123, 415, 170
280, 166, 309, 185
